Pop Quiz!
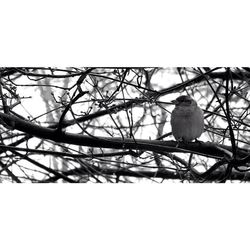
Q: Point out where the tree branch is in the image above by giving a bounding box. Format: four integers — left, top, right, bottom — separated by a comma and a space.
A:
0, 112, 249, 161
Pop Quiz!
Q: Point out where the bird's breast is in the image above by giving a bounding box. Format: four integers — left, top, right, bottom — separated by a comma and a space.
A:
170, 106, 204, 141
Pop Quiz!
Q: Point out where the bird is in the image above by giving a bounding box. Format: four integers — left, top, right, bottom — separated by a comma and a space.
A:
170, 95, 204, 142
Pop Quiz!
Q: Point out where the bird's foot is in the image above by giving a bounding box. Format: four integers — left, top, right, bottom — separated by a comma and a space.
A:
195, 139, 203, 145
175, 138, 188, 147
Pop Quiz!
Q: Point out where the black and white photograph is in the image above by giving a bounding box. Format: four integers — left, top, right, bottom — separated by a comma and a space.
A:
0, 67, 249, 183
1, 1, 250, 249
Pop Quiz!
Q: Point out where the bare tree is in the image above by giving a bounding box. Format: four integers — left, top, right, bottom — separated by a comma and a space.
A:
0, 67, 249, 183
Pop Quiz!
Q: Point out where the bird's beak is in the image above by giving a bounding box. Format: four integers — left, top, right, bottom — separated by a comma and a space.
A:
171, 100, 178, 105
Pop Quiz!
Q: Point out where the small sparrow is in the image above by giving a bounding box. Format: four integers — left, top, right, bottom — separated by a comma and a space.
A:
170, 95, 204, 142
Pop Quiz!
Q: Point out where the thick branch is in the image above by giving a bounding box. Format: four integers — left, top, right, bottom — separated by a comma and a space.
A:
42, 164, 250, 183
0, 112, 249, 160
